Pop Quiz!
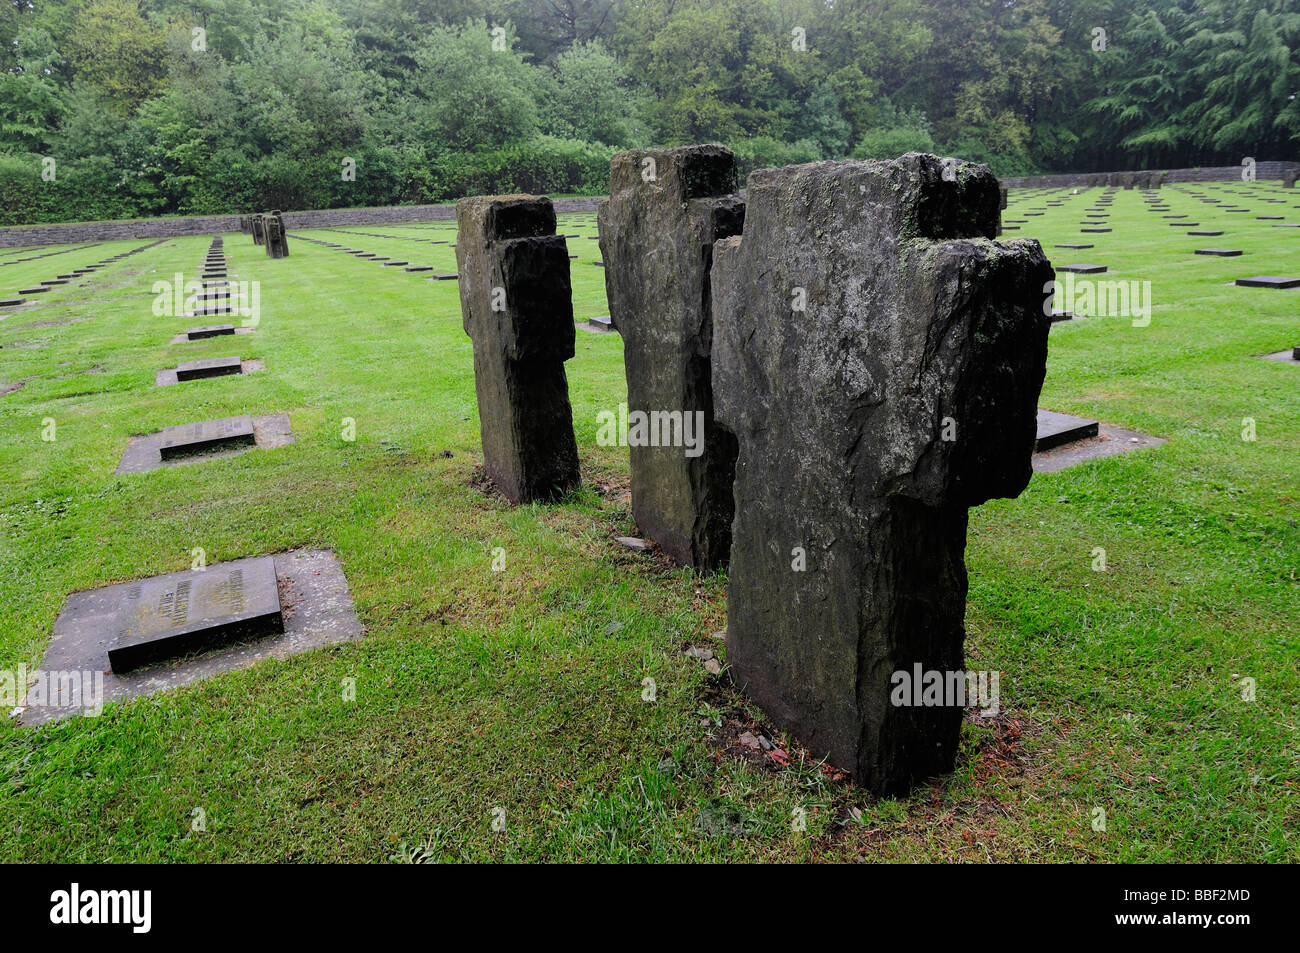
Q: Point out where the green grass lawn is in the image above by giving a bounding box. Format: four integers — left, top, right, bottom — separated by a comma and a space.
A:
0, 181, 1296, 862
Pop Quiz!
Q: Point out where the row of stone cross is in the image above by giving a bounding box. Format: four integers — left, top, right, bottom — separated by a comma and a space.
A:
456, 145, 1054, 794
240, 211, 289, 258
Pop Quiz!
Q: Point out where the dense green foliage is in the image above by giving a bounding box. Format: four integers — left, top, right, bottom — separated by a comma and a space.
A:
2, 0, 1298, 223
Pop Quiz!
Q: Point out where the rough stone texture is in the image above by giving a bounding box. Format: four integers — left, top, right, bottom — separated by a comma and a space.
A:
597, 145, 744, 571
251, 214, 266, 246
711, 154, 1052, 794
264, 211, 290, 258
456, 194, 581, 503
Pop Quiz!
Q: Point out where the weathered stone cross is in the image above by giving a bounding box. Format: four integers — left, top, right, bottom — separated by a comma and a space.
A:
711, 154, 1052, 793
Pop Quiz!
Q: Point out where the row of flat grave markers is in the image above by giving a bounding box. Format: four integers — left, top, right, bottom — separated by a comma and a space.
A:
0, 240, 99, 268
21, 228, 344, 723
0, 240, 166, 309
288, 233, 455, 279
452, 149, 1173, 793
160, 236, 255, 385
1007, 178, 1300, 364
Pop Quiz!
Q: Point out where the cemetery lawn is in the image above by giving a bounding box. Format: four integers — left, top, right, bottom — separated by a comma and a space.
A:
0, 184, 1297, 863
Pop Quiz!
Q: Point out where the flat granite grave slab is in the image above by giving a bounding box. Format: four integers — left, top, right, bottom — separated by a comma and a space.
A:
156, 358, 263, 386
1036, 409, 1099, 451
1189, 230, 1224, 236
1033, 423, 1167, 473
17, 287, 50, 294
108, 555, 284, 673
176, 357, 242, 381
0, 298, 26, 307
1056, 243, 1094, 249
1081, 227, 1111, 233
184, 324, 236, 340
1057, 264, 1107, 273
1195, 249, 1242, 256
1235, 276, 1300, 289
117, 412, 293, 474
18, 548, 362, 725
158, 415, 256, 460
405, 265, 433, 272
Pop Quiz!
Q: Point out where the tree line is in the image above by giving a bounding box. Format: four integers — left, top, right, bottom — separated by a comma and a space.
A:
1, 0, 1297, 225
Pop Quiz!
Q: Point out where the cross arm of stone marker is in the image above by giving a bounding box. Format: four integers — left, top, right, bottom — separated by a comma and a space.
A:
711, 153, 1052, 794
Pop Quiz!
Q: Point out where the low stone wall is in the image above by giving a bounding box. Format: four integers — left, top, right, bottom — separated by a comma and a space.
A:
1004, 161, 1299, 189
0, 196, 605, 248
4, 159, 1295, 246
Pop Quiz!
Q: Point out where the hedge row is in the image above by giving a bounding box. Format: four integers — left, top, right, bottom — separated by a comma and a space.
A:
0, 137, 617, 225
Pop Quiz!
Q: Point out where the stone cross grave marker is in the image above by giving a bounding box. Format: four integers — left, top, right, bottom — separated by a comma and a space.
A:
597, 145, 744, 571
711, 154, 1051, 794
455, 194, 581, 503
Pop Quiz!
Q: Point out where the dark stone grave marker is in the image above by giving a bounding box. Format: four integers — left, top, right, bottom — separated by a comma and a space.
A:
711, 155, 1048, 793
108, 556, 283, 673
185, 324, 236, 340
175, 357, 243, 381
264, 212, 290, 258
1057, 264, 1107, 274
1195, 249, 1242, 257
1235, 276, 1300, 289
158, 416, 256, 460
599, 145, 744, 571
1036, 410, 1099, 451
455, 194, 581, 504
